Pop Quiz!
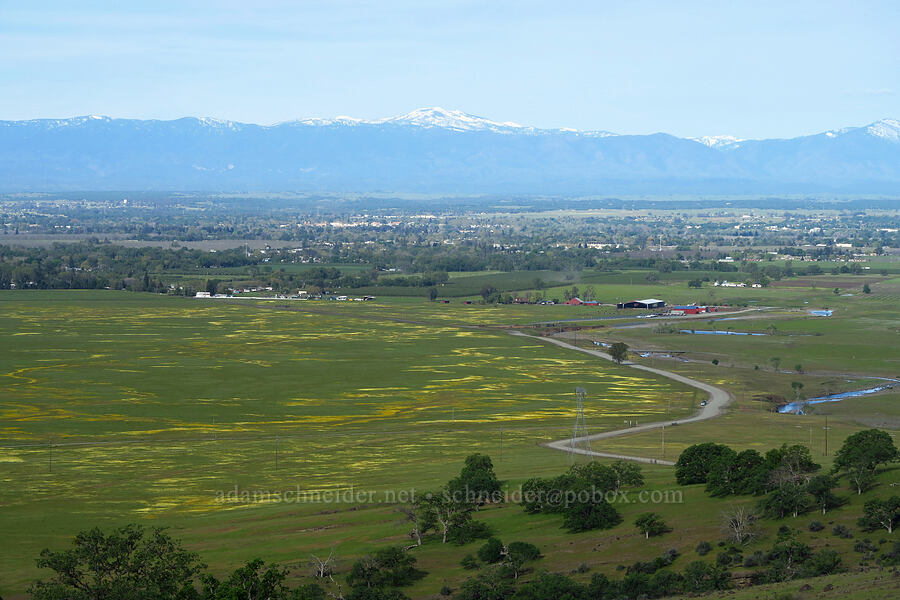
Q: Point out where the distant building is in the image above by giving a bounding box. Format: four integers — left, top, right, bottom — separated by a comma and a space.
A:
617, 298, 666, 309
195, 291, 211, 298
565, 297, 599, 306
672, 305, 703, 314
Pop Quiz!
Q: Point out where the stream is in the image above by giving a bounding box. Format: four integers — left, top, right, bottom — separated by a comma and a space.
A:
778, 379, 898, 414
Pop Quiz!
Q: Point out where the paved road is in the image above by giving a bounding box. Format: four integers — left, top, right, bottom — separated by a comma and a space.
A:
509, 331, 733, 466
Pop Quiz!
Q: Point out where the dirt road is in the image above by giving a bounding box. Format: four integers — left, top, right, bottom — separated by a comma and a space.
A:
509, 331, 733, 466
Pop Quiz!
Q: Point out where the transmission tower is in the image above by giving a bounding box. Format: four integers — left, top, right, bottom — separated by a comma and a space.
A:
569, 387, 591, 462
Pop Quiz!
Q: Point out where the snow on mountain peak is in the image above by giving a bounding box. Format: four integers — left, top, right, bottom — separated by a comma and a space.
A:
865, 119, 900, 142
691, 135, 743, 148
277, 108, 618, 136
196, 117, 240, 130
288, 115, 365, 127
379, 107, 528, 132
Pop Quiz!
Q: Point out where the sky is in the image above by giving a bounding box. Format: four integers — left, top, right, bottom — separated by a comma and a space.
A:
1, 0, 898, 139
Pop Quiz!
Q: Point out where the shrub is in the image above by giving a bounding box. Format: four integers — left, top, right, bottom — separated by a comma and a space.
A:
346, 547, 425, 589
879, 542, 900, 566
683, 561, 731, 592
808, 521, 825, 532
476, 538, 505, 564
743, 551, 768, 568
439, 585, 452, 596
800, 550, 843, 577
345, 587, 410, 600
460, 554, 479, 570
776, 525, 795, 541
832, 524, 854, 539
695, 541, 712, 556
513, 572, 586, 600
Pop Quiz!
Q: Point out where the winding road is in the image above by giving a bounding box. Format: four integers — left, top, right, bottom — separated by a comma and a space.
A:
509, 331, 733, 466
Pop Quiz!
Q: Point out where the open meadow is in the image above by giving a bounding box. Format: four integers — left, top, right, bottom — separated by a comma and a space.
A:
0, 290, 695, 594
0, 276, 898, 599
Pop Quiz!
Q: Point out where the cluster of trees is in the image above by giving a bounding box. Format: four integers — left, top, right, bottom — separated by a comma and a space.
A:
676, 442, 822, 498
455, 550, 731, 600
27, 523, 433, 600
287, 267, 452, 291
28, 524, 325, 600
520, 461, 643, 532
28, 517, 852, 600
675, 430, 898, 522
0, 241, 256, 291
1, 234, 884, 295
746, 536, 844, 584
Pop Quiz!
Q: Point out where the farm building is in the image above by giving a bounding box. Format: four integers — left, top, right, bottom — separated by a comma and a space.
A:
672, 305, 704, 315
617, 298, 666, 309
565, 297, 599, 306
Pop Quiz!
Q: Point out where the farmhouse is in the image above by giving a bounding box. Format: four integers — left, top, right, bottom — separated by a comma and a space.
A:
617, 298, 666, 309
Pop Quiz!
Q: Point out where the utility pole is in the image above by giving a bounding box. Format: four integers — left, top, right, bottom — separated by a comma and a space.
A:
661, 425, 665, 458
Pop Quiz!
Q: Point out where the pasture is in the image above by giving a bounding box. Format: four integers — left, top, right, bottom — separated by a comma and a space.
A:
0, 290, 693, 593
1, 279, 897, 599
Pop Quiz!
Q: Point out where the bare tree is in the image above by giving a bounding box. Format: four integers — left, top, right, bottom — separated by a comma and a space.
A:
720, 505, 759, 545
396, 504, 429, 550
311, 548, 336, 582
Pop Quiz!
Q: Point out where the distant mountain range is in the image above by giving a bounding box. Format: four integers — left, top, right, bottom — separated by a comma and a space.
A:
1, 107, 899, 194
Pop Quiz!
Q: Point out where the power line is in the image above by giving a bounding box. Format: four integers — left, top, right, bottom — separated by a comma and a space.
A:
569, 387, 591, 463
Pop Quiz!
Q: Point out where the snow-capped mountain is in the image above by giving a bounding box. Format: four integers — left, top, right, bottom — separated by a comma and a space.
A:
691, 135, 744, 148
863, 119, 900, 142
0, 110, 898, 193
379, 107, 529, 132
284, 107, 617, 136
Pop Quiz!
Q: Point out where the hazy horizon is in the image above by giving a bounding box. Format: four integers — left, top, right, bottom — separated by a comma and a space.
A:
2, 1, 898, 139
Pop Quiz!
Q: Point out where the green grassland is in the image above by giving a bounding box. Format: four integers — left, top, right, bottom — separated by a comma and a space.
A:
595, 294, 900, 378
0, 290, 695, 595
0, 282, 898, 599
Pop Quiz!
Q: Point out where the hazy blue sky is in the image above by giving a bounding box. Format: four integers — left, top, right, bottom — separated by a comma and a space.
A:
1, 1, 897, 138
